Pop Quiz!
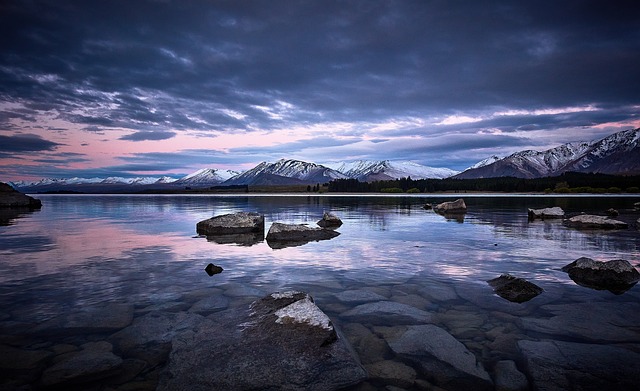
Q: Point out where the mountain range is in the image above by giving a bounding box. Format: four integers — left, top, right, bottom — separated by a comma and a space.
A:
7, 128, 639, 191
454, 127, 640, 179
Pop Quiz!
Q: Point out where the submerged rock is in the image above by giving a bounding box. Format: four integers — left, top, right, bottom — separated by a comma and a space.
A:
340, 301, 433, 325
433, 198, 467, 214
518, 339, 640, 391
196, 212, 264, 235
564, 214, 628, 229
561, 257, 640, 294
317, 212, 343, 228
158, 291, 366, 391
0, 182, 41, 208
204, 232, 263, 246
386, 324, 493, 391
487, 274, 543, 303
40, 346, 123, 387
266, 222, 340, 249
527, 206, 564, 220
32, 303, 134, 335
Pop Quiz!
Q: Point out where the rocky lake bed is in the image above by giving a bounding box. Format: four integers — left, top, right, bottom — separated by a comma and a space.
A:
0, 194, 639, 390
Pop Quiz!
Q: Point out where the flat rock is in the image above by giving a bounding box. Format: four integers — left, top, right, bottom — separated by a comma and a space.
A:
518, 339, 640, 391
40, 349, 123, 386
340, 301, 434, 325
418, 281, 458, 302
561, 257, 640, 294
266, 222, 340, 248
433, 198, 467, 214
317, 212, 343, 228
0, 344, 53, 370
0, 182, 42, 208
32, 303, 134, 335
493, 360, 528, 391
386, 324, 492, 391
565, 214, 628, 229
196, 211, 265, 235
334, 289, 387, 303
158, 291, 366, 391
487, 274, 543, 303
188, 294, 229, 315
365, 360, 417, 388
109, 311, 204, 366
527, 207, 564, 220
519, 302, 640, 342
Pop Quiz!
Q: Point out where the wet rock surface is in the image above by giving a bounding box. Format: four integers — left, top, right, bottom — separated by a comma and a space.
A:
527, 206, 564, 220
487, 274, 543, 303
266, 222, 340, 248
158, 291, 366, 391
196, 211, 265, 235
340, 300, 434, 325
317, 211, 343, 228
564, 214, 628, 229
433, 198, 467, 214
561, 257, 640, 294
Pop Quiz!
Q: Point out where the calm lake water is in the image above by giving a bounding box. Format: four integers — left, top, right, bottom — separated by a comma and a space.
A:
1, 194, 639, 390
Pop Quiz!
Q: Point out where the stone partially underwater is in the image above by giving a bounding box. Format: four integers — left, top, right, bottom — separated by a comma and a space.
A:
196, 211, 265, 235
562, 257, 640, 294
266, 222, 340, 249
157, 291, 366, 391
487, 274, 543, 303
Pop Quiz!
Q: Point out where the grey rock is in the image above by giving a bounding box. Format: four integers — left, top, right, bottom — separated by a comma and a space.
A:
196, 211, 264, 235
0, 182, 42, 208
317, 211, 343, 228
386, 324, 492, 391
158, 291, 366, 391
518, 339, 640, 391
109, 311, 204, 366
606, 208, 619, 216
433, 199, 467, 213
423, 203, 433, 210
334, 289, 387, 304
561, 257, 640, 294
40, 349, 123, 386
188, 294, 229, 315
565, 214, 628, 229
204, 232, 263, 246
0, 344, 53, 370
418, 281, 458, 302
340, 301, 434, 325
266, 222, 340, 249
527, 206, 564, 220
32, 303, 134, 335
519, 302, 640, 342
493, 360, 528, 391
365, 360, 417, 389
487, 274, 543, 303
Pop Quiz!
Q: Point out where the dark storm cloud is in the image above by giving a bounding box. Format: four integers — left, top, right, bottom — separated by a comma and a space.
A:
1, 0, 638, 134
119, 131, 177, 141
0, 133, 61, 152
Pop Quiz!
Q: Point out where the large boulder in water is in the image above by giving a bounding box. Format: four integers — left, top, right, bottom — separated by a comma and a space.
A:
564, 214, 628, 229
266, 222, 340, 249
0, 182, 41, 208
433, 199, 467, 214
196, 212, 264, 235
561, 257, 640, 294
487, 274, 543, 303
527, 207, 564, 220
158, 291, 366, 391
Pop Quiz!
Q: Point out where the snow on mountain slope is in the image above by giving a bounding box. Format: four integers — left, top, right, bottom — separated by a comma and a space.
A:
224, 159, 347, 185
465, 155, 502, 171
174, 168, 240, 185
456, 128, 640, 179
328, 160, 458, 181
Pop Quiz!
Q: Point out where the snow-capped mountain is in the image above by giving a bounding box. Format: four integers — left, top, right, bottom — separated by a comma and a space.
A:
456, 128, 640, 179
173, 168, 240, 185
224, 159, 347, 186
465, 155, 502, 171
328, 160, 458, 181
10, 176, 177, 188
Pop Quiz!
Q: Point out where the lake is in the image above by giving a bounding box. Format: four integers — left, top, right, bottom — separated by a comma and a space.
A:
1, 194, 639, 390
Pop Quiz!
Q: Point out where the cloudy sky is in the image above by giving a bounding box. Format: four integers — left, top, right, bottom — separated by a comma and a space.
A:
1, 0, 639, 181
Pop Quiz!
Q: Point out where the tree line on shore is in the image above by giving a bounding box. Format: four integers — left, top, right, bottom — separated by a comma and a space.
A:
326, 172, 640, 194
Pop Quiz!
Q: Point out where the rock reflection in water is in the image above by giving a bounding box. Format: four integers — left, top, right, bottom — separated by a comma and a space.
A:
203, 232, 263, 246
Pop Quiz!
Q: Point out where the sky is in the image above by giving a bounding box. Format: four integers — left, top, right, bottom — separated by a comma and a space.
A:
1, 0, 639, 181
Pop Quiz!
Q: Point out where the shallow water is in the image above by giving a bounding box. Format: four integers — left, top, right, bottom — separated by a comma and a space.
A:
1, 194, 639, 390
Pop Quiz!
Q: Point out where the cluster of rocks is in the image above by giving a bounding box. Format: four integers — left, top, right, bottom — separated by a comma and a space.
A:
196, 211, 343, 249
528, 204, 635, 229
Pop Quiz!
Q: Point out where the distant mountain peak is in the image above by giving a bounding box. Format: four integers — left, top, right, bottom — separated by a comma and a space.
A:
456, 128, 640, 179
327, 159, 458, 181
